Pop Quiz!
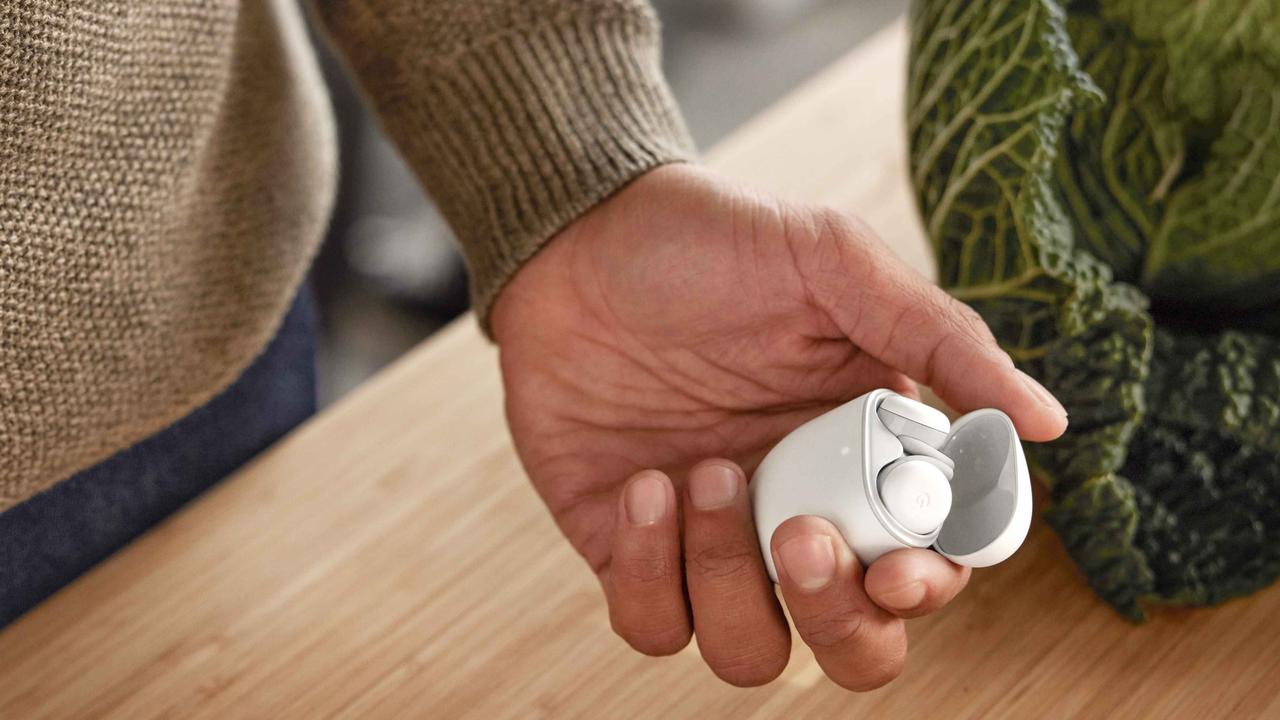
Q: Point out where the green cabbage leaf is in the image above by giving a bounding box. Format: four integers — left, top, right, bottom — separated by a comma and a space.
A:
908, 0, 1280, 618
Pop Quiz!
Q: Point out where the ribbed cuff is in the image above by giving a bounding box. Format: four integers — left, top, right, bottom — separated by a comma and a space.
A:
322, 2, 696, 334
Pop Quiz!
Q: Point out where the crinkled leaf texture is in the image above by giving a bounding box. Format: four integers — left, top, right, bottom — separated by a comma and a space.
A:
909, 0, 1280, 619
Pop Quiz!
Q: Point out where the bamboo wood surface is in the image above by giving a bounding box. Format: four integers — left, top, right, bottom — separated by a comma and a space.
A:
3, 18, 1278, 720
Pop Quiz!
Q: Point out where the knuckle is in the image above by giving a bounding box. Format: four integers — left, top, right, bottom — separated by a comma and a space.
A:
905, 284, 945, 328
916, 284, 951, 318
616, 553, 677, 586
783, 207, 843, 285
817, 211, 884, 276
686, 541, 757, 581
795, 607, 870, 651
807, 206, 845, 245
944, 294, 997, 345
815, 207, 876, 248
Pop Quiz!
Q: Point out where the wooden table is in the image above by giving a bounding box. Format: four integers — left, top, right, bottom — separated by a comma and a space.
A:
4, 19, 1279, 720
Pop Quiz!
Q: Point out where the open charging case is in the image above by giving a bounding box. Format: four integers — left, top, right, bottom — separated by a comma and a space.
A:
752, 389, 1032, 579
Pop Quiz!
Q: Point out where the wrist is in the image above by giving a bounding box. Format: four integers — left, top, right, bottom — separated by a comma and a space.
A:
489, 162, 703, 346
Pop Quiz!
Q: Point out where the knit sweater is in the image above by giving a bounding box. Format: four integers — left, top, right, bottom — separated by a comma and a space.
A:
0, 0, 694, 510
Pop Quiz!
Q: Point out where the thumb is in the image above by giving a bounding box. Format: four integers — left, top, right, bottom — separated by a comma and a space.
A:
797, 209, 1068, 441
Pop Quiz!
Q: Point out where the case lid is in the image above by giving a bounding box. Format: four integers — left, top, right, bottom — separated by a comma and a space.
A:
933, 409, 1032, 567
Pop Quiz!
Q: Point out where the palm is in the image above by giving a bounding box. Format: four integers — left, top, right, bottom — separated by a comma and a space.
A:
493, 166, 916, 572
492, 165, 1066, 690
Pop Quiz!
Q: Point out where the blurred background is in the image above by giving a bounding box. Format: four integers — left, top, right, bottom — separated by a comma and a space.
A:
312, 0, 907, 405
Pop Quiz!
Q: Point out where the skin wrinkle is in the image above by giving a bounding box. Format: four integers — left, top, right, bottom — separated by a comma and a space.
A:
552, 423, 723, 471
949, 296, 1005, 351
575, 222, 716, 408
550, 302, 757, 425
734, 195, 775, 335
815, 353, 909, 403
923, 332, 971, 401
535, 419, 677, 468
570, 269, 721, 417
685, 538, 758, 581
546, 329, 712, 418
793, 604, 873, 652
781, 201, 836, 331
544, 350, 725, 428
740, 207, 807, 379
616, 546, 679, 585
684, 348, 809, 410
571, 208, 803, 415
809, 209, 882, 342
546, 482, 616, 570
873, 302, 917, 372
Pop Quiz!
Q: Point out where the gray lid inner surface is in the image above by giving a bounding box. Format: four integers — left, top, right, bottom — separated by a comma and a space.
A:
935, 413, 1018, 556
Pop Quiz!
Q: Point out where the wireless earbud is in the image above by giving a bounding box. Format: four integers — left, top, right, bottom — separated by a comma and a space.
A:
878, 457, 952, 534
875, 395, 951, 449
751, 389, 1032, 578
896, 436, 955, 473
868, 395, 958, 534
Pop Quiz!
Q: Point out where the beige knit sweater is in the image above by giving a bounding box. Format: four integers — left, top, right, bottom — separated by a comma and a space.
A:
0, 0, 694, 510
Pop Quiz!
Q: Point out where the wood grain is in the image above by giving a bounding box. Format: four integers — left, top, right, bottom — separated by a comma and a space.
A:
3, 19, 1278, 720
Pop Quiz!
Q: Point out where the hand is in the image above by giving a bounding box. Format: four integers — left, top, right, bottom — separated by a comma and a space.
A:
491, 164, 1067, 690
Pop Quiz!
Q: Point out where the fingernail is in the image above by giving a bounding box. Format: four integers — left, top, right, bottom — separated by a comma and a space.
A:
1018, 369, 1067, 417
878, 581, 926, 611
777, 535, 836, 592
624, 473, 667, 526
689, 464, 740, 510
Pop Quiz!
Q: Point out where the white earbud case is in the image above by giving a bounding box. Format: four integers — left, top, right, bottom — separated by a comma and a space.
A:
751, 389, 1032, 579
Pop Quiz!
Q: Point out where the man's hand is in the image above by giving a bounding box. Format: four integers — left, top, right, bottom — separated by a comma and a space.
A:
491, 164, 1067, 690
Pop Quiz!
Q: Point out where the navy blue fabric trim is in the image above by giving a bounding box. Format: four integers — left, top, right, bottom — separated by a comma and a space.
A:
0, 288, 318, 628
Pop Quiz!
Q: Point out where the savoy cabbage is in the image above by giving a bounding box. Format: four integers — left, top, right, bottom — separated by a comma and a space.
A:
907, 0, 1280, 618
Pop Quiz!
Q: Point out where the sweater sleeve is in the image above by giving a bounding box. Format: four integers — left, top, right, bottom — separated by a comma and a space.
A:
315, 0, 697, 333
